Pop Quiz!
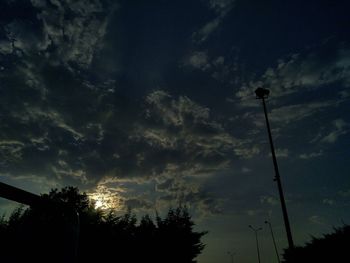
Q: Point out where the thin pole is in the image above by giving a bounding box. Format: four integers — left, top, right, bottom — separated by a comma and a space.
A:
249, 225, 262, 263
261, 97, 294, 249
265, 220, 280, 263
228, 251, 235, 263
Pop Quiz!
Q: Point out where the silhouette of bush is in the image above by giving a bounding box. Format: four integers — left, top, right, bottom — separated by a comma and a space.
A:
0, 186, 207, 263
282, 225, 350, 263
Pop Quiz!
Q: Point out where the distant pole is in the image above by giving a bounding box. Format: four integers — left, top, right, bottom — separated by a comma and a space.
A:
255, 88, 295, 250
249, 225, 262, 263
227, 251, 235, 263
265, 220, 281, 263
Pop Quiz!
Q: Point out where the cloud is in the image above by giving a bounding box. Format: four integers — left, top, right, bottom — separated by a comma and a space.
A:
193, 18, 222, 43
79, 90, 253, 214
192, 0, 235, 43
87, 182, 125, 210
209, 0, 235, 12
238, 100, 338, 144
183, 51, 236, 84
236, 42, 350, 103
0, 46, 241, 215
233, 144, 260, 159
124, 198, 154, 211
241, 167, 252, 173
0, 141, 25, 165
34, 0, 118, 67
186, 51, 211, 71
269, 102, 334, 125
338, 189, 350, 197
0, 172, 60, 195
308, 215, 326, 225
299, 150, 323, 159
320, 119, 349, 144
135, 90, 238, 177
268, 148, 289, 158
260, 195, 279, 206
156, 176, 223, 216
1, 0, 117, 68
322, 199, 335, 206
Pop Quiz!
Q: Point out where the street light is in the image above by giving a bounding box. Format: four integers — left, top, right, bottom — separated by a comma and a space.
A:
227, 251, 236, 263
255, 87, 295, 250
265, 220, 281, 263
249, 225, 262, 263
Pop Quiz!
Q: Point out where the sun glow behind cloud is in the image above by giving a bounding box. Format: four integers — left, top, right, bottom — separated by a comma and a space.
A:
88, 185, 123, 210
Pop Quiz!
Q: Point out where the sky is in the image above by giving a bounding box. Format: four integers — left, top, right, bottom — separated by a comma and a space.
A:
0, 0, 350, 262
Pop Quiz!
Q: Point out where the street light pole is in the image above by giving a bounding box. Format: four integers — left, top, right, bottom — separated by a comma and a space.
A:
255, 88, 294, 250
227, 251, 235, 263
249, 225, 262, 263
265, 220, 281, 263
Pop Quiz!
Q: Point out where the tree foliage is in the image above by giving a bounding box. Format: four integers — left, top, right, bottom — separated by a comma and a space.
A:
282, 224, 350, 262
0, 187, 207, 263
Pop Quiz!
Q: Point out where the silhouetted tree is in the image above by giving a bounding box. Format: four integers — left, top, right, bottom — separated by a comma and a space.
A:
0, 187, 207, 263
282, 224, 350, 263
156, 207, 207, 263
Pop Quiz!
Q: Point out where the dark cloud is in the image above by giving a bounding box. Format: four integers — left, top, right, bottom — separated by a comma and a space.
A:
124, 198, 153, 210
235, 40, 350, 104
0, 0, 117, 67
1, 0, 241, 213
0, 1, 350, 262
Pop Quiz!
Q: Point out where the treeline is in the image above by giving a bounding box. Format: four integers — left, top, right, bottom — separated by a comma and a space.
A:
282, 224, 350, 262
0, 187, 207, 263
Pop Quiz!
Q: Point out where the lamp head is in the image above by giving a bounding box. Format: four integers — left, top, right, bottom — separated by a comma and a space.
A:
255, 87, 270, 99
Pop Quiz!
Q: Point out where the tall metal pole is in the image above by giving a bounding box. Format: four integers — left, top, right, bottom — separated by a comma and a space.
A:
265, 220, 281, 263
255, 88, 294, 250
249, 225, 262, 263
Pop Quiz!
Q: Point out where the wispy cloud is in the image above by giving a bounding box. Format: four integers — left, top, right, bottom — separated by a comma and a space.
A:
186, 51, 211, 71
299, 150, 324, 159
0, 0, 117, 68
192, 0, 235, 43
135, 90, 238, 176
320, 119, 349, 144
309, 215, 326, 225
269, 102, 334, 125
268, 148, 289, 158
236, 42, 350, 103
322, 199, 335, 206
260, 195, 279, 206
